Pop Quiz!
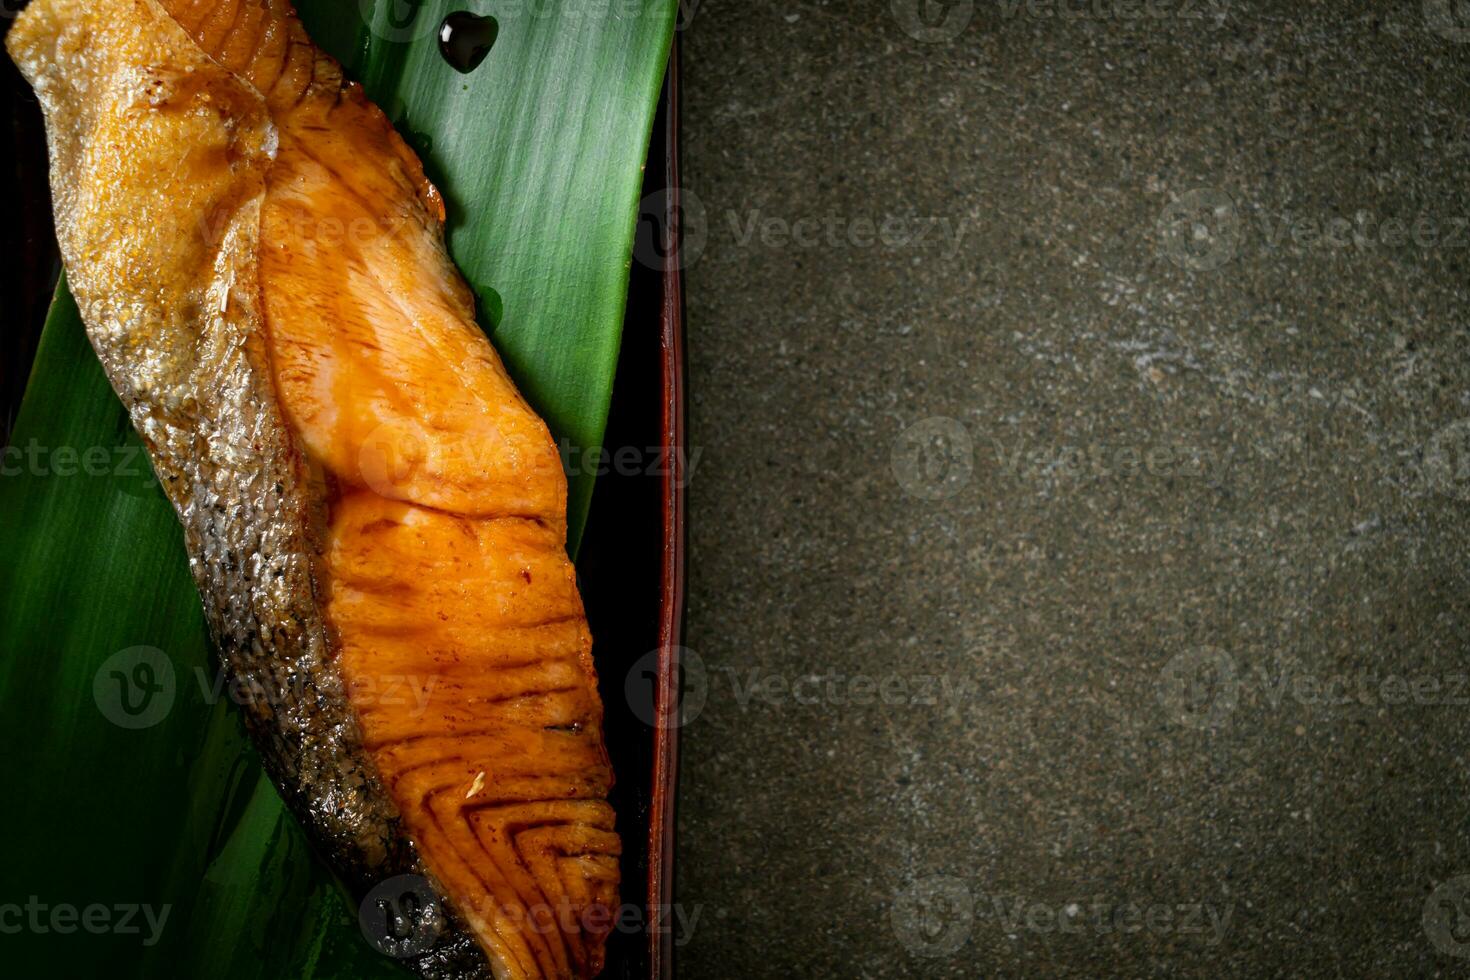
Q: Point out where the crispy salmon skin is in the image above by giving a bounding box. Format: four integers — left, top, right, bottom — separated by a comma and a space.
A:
6, 1, 620, 977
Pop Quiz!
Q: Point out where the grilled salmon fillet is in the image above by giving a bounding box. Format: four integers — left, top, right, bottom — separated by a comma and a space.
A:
7, 1, 620, 977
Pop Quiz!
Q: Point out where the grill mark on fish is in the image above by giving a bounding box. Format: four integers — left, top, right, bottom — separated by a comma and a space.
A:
7, 1, 621, 977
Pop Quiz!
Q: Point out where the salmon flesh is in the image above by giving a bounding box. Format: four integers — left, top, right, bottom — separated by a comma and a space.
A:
7, 1, 620, 977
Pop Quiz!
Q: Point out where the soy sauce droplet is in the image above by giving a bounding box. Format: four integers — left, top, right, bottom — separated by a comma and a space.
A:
438, 12, 499, 74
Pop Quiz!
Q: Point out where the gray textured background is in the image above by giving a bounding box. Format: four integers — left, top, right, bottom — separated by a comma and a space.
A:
674, 1, 1470, 976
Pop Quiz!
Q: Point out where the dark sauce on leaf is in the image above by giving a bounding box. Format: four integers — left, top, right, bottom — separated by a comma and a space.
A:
438, 12, 498, 74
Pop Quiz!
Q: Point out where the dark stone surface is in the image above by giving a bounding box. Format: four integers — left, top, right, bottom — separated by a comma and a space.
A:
674, 1, 1470, 976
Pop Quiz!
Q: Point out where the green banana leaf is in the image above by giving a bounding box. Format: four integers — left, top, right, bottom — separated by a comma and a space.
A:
0, 1, 675, 976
